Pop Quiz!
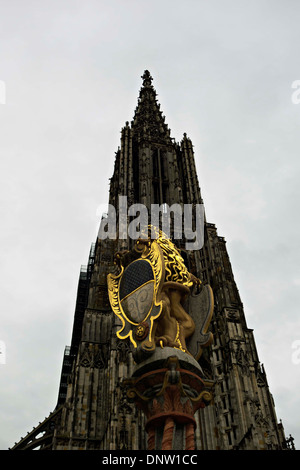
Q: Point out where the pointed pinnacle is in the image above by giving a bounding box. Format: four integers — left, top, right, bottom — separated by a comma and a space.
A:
141, 70, 153, 87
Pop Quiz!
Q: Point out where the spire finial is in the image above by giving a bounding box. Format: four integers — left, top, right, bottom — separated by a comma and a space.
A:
141, 70, 153, 87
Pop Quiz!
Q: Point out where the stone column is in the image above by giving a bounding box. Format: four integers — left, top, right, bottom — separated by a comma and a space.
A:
124, 348, 213, 450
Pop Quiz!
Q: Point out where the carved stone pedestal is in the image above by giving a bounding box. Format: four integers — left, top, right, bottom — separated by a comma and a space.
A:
125, 348, 213, 450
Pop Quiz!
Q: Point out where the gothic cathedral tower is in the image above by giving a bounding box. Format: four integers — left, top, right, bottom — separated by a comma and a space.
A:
11, 71, 289, 451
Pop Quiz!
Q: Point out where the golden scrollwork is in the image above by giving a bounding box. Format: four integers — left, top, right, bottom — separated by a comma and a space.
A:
107, 233, 165, 350
107, 226, 203, 358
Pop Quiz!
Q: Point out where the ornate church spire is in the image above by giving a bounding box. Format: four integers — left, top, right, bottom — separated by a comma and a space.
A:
131, 70, 172, 144
141, 69, 153, 87
10, 70, 291, 452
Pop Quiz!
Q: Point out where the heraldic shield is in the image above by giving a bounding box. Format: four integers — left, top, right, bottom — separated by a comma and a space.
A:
108, 228, 214, 364
107, 238, 165, 361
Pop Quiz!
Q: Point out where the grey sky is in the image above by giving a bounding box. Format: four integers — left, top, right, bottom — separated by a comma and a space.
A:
1, 0, 299, 449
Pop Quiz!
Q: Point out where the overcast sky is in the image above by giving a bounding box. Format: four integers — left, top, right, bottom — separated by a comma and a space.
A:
1, 0, 300, 450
